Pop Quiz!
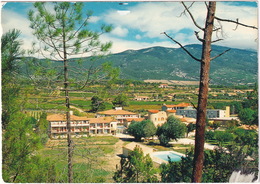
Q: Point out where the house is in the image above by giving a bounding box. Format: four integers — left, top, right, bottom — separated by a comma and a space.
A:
148, 110, 167, 127
87, 117, 117, 135
176, 106, 230, 119
134, 95, 150, 101
162, 103, 192, 111
123, 142, 155, 157
159, 83, 169, 88
47, 113, 117, 138
96, 107, 140, 124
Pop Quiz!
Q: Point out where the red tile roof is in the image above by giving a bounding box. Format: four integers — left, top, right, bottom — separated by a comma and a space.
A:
148, 110, 160, 113
164, 103, 191, 108
166, 110, 177, 113
87, 117, 115, 123
47, 114, 88, 121
123, 118, 145, 122
97, 109, 137, 115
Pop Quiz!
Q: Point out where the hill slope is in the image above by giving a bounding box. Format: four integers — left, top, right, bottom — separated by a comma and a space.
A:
22, 44, 258, 86
101, 44, 257, 85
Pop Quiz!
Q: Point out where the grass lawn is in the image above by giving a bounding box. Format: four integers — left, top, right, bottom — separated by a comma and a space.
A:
40, 136, 119, 183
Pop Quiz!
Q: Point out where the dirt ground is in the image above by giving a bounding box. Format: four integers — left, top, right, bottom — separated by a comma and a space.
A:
102, 139, 124, 171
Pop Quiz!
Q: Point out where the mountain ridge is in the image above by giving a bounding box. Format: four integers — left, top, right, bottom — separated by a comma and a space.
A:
102, 44, 257, 85
21, 44, 258, 86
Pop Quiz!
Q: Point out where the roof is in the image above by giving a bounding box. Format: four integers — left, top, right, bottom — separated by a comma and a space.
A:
148, 110, 160, 113
87, 117, 115, 123
123, 142, 155, 155
166, 110, 177, 113
163, 103, 191, 108
123, 118, 145, 122
160, 84, 168, 86
180, 117, 196, 123
135, 96, 149, 98
97, 109, 137, 115
47, 114, 88, 121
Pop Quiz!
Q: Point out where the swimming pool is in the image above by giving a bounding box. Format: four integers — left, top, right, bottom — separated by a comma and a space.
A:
152, 151, 184, 162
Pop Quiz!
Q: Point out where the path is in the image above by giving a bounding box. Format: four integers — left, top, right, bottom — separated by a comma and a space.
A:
70, 105, 84, 113
169, 138, 217, 150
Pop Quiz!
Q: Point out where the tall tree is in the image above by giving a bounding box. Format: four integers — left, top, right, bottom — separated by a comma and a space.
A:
163, 2, 257, 182
28, 2, 113, 182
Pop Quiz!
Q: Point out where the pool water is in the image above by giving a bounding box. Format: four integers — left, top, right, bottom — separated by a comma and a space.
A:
153, 151, 183, 162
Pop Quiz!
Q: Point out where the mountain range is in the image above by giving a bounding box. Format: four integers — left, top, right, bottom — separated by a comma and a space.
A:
99, 44, 258, 85
23, 44, 258, 86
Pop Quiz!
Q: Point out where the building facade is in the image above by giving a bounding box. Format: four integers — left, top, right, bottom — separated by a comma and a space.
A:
47, 113, 117, 138
148, 110, 167, 127
96, 107, 140, 124
176, 106, 230, 119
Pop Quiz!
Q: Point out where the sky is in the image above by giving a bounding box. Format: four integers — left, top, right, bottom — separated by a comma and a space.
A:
1, 1, 258, 56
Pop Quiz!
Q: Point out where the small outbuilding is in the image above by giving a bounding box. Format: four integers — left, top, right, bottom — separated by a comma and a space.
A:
123, 142, 155, 157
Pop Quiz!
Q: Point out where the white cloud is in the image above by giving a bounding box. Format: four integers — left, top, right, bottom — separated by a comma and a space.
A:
1, 8, 36, 51
135, 34, 141, 40
100, 34, 178, 54
111, 26, 128, 37
1, 1, 258, 56
103, 2, 258, 51
89, 16, 100, 23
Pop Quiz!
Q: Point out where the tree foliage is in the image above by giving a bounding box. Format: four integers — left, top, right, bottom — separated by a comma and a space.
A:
1, 29, 23, 129
128, 120, 156, 141
238, 108, 257, 126
113, 146, 158, 183
160, 145, 258, 183
2, 113, 57, 182
112, 93, 129, 107
90, 95, 106, 112
157, 116, 187, 146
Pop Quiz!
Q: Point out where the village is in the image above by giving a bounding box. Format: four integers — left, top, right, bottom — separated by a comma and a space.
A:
2, 1, 258, 182
47, 102, 234, 139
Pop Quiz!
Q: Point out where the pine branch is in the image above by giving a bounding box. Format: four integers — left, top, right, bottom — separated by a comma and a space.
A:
210, 48, 231, 61
181, 2, 204, 31
162, 32, 202, 62
215, 17, 258, 30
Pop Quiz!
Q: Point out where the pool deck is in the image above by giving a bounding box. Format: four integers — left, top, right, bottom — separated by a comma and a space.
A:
151, 150, 185, 164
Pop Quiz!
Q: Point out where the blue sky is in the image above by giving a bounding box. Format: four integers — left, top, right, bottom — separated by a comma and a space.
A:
1, 1, 258, 55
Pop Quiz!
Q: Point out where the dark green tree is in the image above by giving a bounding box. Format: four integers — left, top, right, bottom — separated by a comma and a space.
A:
1, 29, 24, 129
128, 120, 156, 141
28, 2, 113, 182
36, 112, 49, 144
238, 108, 257, 126
2, 113, 57, 182
157, 116, 187, 146
90, 96, 106, 112
214, 131, 235, 147
112, 93, 129, 107
160, 145, 258, 183
160, 150, 193, 182
143, 120, 157, 139
113, 146, 158, 183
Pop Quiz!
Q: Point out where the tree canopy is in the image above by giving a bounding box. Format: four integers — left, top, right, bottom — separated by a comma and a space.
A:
157, 116, 187, 146
128, 120, 156, 141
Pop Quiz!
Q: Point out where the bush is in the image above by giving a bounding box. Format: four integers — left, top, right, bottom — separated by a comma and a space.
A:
205, 130, 215, 141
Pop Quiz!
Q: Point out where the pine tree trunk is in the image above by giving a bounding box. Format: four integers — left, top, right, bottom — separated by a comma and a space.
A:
192, 1, 216, 182
63, 31, 73, 182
